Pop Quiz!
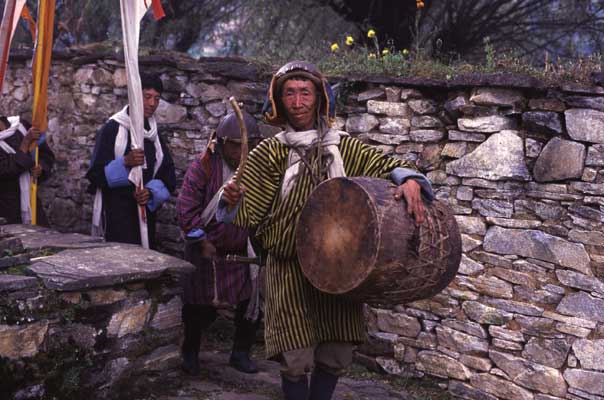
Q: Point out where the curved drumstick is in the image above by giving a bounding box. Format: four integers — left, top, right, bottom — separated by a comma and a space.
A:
228, 96, 248, 184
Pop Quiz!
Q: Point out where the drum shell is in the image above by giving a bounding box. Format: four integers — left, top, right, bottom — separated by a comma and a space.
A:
295, 177, 461, 306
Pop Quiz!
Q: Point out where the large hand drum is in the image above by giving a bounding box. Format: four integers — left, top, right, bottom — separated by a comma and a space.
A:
296, 177, 461, 307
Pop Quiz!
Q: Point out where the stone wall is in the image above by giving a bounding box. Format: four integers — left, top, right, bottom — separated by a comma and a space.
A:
1, 50, 274, 255
2, 51, 604, 399
0, 223, 193, 399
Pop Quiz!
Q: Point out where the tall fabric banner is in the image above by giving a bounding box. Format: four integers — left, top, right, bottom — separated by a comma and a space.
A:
119, 0, 165, 248
30, 0, 55, 225
0, 0, 26, 92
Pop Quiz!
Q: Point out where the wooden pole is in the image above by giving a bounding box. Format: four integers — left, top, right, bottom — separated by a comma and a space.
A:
29, 0, 55, 225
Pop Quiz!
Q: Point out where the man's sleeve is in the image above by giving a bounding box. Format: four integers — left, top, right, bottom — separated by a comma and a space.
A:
176, 158, 208, 233
390, 167, 434, 201
0, 148, 34, 179
85, 122, 123, 189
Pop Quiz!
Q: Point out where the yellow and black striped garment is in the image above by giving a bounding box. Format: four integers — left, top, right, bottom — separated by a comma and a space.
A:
234, 134, 414, 358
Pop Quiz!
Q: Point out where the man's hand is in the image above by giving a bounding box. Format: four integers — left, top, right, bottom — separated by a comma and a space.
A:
20, 127, 41, 153
124, 148, 145, 167
394, 179, 425, 226
222, 179, 244, 206
31, 165, 42, 180
134, 187, 150, 206
200, 240, 217, 258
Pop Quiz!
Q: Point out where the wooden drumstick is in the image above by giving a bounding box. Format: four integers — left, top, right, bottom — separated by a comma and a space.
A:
228, 96, 248, 184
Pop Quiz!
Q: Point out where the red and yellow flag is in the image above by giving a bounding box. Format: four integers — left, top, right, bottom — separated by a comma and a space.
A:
29, 0, 55, 225
21, 6, 36, 42
0, 0, 28, 92
31, 0, 55, 133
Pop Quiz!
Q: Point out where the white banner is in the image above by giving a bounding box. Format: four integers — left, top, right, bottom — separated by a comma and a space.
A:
119, 0, 151, 249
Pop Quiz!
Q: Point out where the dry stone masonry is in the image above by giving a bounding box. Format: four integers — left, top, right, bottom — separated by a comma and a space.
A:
1, 50, 604, 399
0, 223, 193, 399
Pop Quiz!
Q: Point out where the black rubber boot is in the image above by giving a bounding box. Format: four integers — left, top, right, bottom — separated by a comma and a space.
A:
181, 305, 202, 376
229, 351, 259, 373
281, 374, 309, 400
230, 300, 260, 374
309, 367, 339, 400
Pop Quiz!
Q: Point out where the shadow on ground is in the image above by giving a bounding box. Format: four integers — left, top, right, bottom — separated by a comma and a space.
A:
125, 316, 451, 400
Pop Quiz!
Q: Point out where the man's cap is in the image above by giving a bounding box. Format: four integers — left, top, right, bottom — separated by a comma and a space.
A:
216, 110, 262, 140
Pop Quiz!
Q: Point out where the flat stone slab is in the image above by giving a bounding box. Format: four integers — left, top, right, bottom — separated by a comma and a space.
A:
2, 224, 109, 252
0, 254, 30, 270
0, 275, 39, 292
26, 244, 194, 291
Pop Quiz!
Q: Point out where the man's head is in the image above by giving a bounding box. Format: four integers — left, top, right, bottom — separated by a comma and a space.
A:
215, 110, 262, 169
141, 73, 163, 118
263, 61, 336, 130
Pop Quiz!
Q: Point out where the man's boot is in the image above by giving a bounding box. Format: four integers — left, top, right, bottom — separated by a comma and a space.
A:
229, 350, 258, 374
309, 366, 339, 400
230, 300, 259, 373
281, 374, 309, 400
181, 305, 202, 376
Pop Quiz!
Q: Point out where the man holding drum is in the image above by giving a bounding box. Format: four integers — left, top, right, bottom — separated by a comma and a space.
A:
218, 61, 433, 400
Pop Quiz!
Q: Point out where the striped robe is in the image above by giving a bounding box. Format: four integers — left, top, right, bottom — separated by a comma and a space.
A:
233, 135, 413, 358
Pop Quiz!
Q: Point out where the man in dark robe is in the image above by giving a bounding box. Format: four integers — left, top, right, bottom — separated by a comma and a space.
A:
176, 111, 264, 376
86, 73, 176, 249
0, 116, 54, 225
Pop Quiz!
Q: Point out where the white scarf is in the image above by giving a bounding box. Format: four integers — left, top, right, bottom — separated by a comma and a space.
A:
275, 125, 348, 198
0, 116, 32, 224
91, 106, 163, 236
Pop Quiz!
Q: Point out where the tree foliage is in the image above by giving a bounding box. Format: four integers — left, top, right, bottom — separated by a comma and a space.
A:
320, 0, 604, 62
3, 0, 604, 64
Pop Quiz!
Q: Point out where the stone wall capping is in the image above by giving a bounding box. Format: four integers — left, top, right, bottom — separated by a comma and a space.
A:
561, 83, 604, 95
0, 275, 39, 292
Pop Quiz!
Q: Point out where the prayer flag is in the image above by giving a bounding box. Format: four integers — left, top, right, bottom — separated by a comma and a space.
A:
119, 0, 165, 248
30, 0, 55, 225
0, 0, 26, 92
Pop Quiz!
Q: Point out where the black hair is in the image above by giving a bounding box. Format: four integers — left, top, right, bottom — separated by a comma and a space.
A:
140, 72, 163, 93
0, 116, 9, 129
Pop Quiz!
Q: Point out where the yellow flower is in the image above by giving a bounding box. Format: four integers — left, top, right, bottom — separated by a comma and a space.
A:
367, 29, 376, 38
345, 36, 354, 46
382, 49, 390, 55
368, 53, 377, 59
402, 49, 409, 55
330, 43, 339, 52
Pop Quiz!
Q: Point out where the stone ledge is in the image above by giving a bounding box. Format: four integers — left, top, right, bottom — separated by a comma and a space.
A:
26, 244, 194, 291
3, 224, 109, 253
0, 275, 39, 292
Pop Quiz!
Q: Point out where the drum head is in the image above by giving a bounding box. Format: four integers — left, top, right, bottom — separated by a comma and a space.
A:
296, 177, 379, 294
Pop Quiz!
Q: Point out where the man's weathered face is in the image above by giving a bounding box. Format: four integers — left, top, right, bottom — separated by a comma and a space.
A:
281, 78, 318, 130
143, 88, 161, 118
